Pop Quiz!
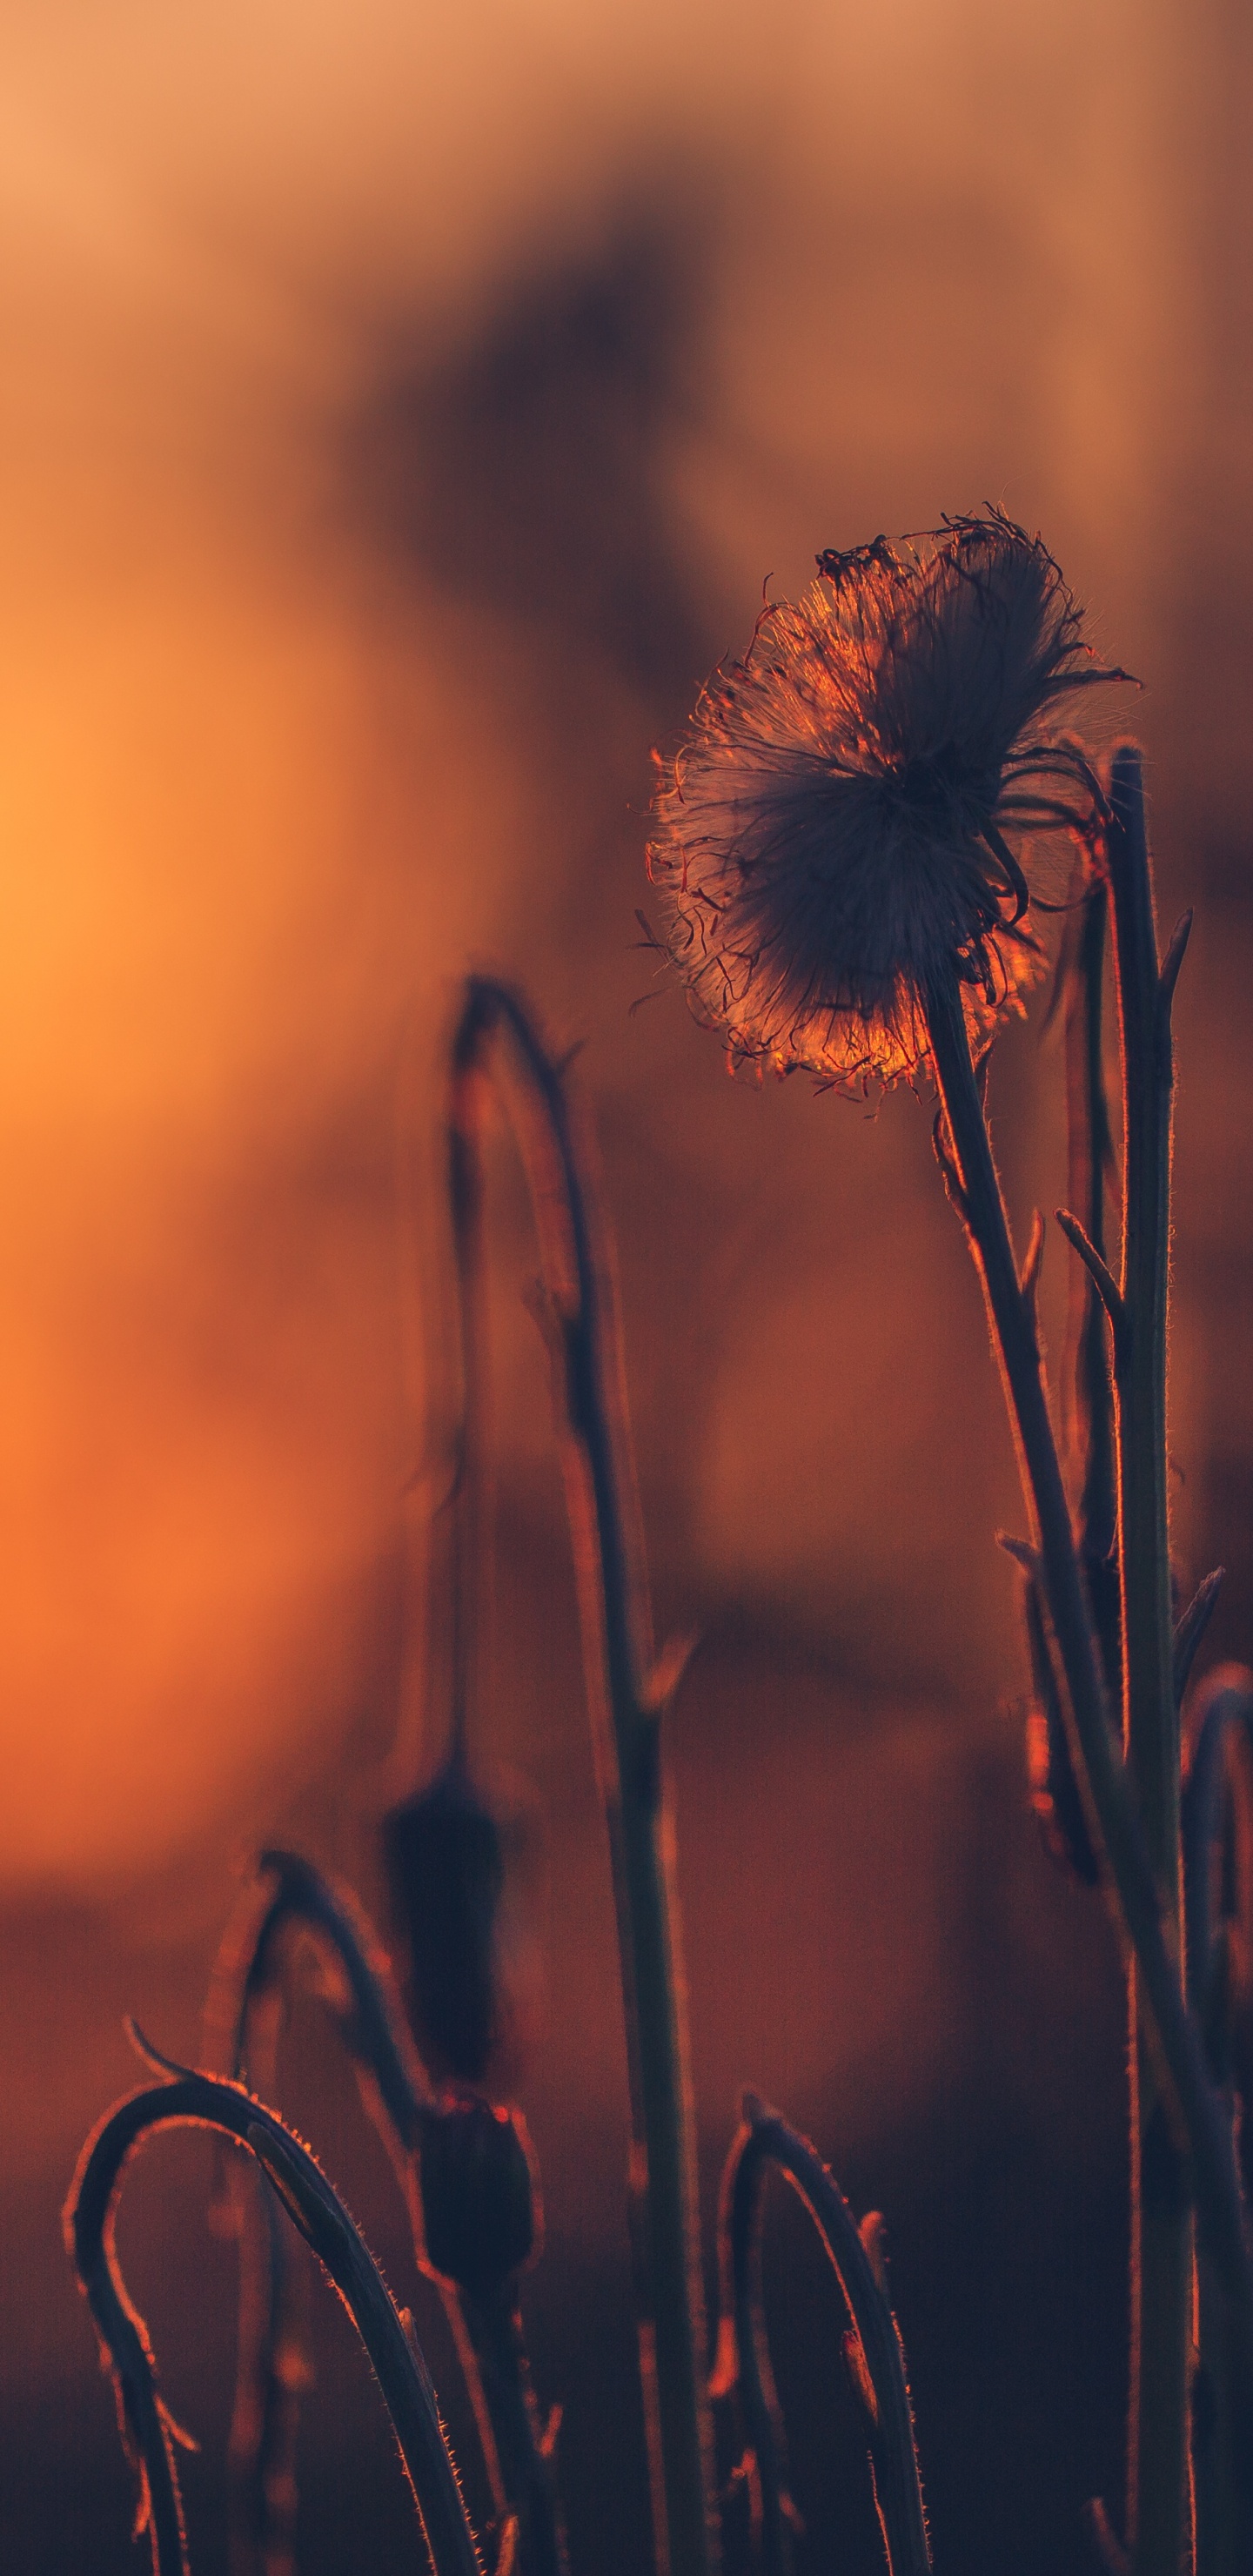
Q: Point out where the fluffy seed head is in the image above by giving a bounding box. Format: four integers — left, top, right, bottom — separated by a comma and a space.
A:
647, 512, 1131, 1087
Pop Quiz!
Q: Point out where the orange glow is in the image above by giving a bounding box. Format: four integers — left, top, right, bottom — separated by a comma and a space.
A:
0, 572, 518, 1881
2, 20, 1253, 2576
646, 517, 1134, 1092
2, 16, 1250, 2565
1, 4, 1216, 1894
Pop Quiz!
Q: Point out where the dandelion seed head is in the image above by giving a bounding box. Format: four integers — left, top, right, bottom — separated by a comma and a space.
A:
647, 511, 1132, 1087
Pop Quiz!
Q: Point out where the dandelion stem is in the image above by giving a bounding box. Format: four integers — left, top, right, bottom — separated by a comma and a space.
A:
449, 979, 719, 2576
1062, 877, 1122, 1694
921, 960, 1253, 2541
1104, 746, 1193, 2576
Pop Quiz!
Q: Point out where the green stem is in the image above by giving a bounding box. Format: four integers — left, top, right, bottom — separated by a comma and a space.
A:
921, 963, 1253, 2514
451, 981, 719, 2576
1105, 747, 1192, 2576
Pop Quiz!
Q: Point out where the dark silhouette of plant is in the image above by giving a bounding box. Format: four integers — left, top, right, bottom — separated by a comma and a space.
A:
650, 520, 1253, 2576
712, 2096, 929, 2576
439, 980, 716, 2576
204, 1848, 560, 2576
64, 2034, 483, 2576
65, 515, 1253, 2576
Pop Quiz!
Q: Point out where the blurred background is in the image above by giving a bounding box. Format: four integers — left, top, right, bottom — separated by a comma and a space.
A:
1, 0, 1250, 2568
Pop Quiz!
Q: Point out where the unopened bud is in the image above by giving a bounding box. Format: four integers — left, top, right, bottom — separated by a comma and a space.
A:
417, 2096, 536, 2295
383, 1761, 506, 2086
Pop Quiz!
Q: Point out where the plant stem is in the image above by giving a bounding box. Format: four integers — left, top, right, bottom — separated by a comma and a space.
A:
1104, 747, 1192, 2576
206, 1853, 566, 2573
1184, 1674, 1253, 2576
457, 2285, 566, 2576
448, 1050, 492, 1776
921, 963, 1253, 2512
1064, 875, 1121, 1694
715, 2096, 930, 2576
67, 2060, 482, 2576
450, 980, 719, 2576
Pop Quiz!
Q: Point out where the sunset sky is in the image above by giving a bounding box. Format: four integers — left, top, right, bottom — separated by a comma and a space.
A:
2, 7, 1250, 2570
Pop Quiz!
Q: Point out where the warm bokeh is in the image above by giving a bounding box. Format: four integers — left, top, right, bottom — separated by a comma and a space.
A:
1, 3, 1250, 2570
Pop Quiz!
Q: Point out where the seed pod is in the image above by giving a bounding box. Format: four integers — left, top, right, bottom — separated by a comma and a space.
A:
383, 1759, 506, 2088
417, 2095, 536, 2296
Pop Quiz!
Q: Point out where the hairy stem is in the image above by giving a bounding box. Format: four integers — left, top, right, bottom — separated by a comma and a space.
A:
714, 2096, 929, 2576
205, 1855, 562, 2576
921, 962, 1253, 2517
1183, 1672, 1253, 2576
66, 2060, 481, 2576
1104, 747, 1192, 2576
457, 2285, 565, 2576
1064, 874, 1121, 1690
449, 980, 718, 2576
